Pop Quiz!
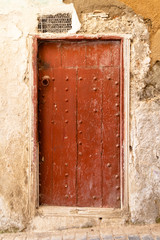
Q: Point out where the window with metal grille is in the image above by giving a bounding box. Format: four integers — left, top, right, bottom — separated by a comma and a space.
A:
38, 13, 72, 33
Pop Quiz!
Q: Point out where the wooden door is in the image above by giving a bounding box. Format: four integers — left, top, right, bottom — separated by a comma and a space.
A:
38, 40, 121, 207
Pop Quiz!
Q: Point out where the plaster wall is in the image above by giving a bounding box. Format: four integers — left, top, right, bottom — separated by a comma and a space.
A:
64, 0, 160, 65
0, 0, 160, 231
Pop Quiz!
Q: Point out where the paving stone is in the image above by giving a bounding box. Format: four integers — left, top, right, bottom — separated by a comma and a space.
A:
26, 235, 40, 240
101, 235, 113, 240
26, 237, 39, 240
40, 238, 50, 240
114, 236, 126, 240
87, 232, 100, 240
88, 238, 100, 240
0, 224, 160, 240
75, 237, 87, 240
142, 236, 154, 240
128, 235, 140, 240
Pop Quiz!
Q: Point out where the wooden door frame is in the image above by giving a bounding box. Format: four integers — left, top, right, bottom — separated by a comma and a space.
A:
28, 34, 130, 219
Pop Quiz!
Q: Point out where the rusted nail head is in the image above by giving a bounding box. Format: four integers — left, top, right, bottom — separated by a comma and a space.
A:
93, 87, 97, 91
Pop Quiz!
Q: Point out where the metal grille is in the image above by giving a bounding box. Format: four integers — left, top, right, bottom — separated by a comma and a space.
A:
38, 13, 72, 33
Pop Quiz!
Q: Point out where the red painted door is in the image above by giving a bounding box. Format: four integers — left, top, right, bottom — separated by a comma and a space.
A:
38, 40, 121, 207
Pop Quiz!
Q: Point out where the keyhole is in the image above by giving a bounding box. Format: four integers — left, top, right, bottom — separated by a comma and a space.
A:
42, 79, 49, 86
42, 76, 50, 87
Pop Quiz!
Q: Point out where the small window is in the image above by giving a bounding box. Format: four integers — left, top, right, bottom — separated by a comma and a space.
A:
38, 13, 72, 33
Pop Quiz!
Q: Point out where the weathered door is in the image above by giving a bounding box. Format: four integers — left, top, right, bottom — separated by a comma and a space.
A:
38, 40, 121, 207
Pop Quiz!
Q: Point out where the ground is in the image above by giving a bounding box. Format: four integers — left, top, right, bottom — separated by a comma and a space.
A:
0, 224, 160, 240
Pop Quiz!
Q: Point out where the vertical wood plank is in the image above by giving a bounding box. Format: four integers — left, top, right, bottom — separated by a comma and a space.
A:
52, 68, 77, 206
77, 68, 102, 207
38, 69, 53, 205
102, 67, 121, 207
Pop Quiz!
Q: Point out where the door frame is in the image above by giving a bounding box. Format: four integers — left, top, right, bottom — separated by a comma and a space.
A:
28, 34, 130, 218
